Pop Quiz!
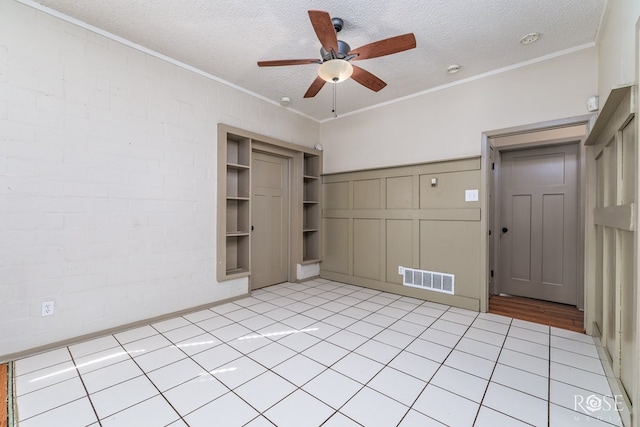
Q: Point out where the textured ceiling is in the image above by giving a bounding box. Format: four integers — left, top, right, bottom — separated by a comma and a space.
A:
32, 0, 606, 121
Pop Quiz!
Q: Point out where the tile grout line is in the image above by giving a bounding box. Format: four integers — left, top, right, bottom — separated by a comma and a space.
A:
10, 280, 616, 426
155, 312, 290, 425
234, 282, 416, 424
83, 285, 514, 424
240, 282, 381, 425
394, 309, 476, 426
110, 331, 190, 425
66, 346, 103, 427
411, 308, 479, 424
330, 301, 464, 426
160, 282, 370, 425
471, 317, 528, 426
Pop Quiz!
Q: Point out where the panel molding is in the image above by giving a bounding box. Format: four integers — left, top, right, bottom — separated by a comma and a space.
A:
321, 271, 480, 311
593, 204, 635, 231
324, 208, 481, 221
583, 84, 637, 426
322, 157, 483, 310
323, 157, 481, 182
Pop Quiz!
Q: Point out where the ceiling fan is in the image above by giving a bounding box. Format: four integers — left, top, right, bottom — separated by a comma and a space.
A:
257, 10, 417, 98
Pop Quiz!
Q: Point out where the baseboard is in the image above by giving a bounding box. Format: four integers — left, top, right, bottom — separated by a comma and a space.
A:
296, 275, 321, 283
320, 271, 480, 311
592, 336, 633, 427
0, 292, 250, 364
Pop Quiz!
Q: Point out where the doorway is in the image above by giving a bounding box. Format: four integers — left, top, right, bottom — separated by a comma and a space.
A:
485, 121, 589, 314
498, 143, 579, 305
250, 151, 290, 289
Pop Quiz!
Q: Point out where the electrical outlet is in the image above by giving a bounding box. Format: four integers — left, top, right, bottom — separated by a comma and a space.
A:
41, 301, 55, 316
398, 266, 405, 275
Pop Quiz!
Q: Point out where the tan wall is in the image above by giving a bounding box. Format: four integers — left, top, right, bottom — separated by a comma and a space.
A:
597, 0, 640, 105
322, 157, 482, 311
319, 47, 597, 174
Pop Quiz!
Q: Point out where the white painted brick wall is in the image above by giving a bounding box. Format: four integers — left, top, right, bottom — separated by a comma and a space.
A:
0, 0, 319, 358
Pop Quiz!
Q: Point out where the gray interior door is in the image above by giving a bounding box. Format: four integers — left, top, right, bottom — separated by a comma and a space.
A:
251, 151, 289, 289
499, 143, 578, 305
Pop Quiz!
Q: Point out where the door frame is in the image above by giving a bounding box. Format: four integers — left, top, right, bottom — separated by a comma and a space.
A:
480, 115, 593, 313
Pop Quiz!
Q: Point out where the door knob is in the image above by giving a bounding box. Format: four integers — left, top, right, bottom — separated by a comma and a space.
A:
502, 227, 508, 233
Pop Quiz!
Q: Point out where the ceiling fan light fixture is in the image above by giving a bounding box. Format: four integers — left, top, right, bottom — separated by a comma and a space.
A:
318, 59, 353, 83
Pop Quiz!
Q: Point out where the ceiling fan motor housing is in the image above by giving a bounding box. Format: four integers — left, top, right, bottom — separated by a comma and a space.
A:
320, 40, 351, 61
332, 17, 344, 32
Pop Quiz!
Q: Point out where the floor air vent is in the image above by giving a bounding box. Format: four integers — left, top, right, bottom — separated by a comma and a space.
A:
401, 267, 454, 295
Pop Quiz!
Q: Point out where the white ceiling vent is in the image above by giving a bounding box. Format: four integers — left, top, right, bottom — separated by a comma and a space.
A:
401, 267, 454, 295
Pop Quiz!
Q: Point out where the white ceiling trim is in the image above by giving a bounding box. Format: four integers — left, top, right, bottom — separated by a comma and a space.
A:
594, 0, 610, 45
320, 42, 597, 124
17, 0, 603, 125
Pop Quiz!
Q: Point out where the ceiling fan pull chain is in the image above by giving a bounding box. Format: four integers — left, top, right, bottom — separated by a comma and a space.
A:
332, 82, 338, 118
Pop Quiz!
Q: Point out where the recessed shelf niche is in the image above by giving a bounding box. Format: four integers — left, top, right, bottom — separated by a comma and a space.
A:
217, 124, 322, 282
302, 153, 321, 263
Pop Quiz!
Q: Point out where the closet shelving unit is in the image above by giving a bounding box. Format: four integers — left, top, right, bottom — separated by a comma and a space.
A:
217, 124, 323, 282
219, 133, 251, 280
302, 153, 321, 263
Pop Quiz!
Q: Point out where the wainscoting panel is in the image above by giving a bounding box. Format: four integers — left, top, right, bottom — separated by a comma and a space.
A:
353, 219, 381, 280
322, 157, 482, 311
386, 219, 414, 284
322, 218, 350, 275
324, 181, 349, 210
354, 179, 381, 209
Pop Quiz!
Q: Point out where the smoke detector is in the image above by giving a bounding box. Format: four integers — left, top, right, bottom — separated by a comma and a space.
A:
447, 64, 461, 74
520, 32, 540, 45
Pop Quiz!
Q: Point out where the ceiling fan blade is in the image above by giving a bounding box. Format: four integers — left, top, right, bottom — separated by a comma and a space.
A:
303, 76, 326, 98
308, 10, 339, 53
257, 59, 321, 67
349, 33, 417, 60
351, 65, 387, 92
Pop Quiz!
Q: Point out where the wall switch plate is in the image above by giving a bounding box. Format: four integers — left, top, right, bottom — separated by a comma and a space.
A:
398, 266, 404, 275
41, 301, 54, 316
465, 189, 479, 202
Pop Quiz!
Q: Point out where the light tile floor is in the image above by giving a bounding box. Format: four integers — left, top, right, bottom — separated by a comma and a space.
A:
13, 280, 625, 426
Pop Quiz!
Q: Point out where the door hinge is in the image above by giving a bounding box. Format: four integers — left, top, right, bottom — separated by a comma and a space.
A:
492, 162, 495, 170
490, 270, 494, 277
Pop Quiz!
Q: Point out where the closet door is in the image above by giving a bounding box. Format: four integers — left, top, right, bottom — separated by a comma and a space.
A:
250, 151, 290, 289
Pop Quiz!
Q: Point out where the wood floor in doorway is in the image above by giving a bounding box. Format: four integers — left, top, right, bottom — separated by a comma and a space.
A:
489, 295, 585, 333
1, 363, 7, 427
